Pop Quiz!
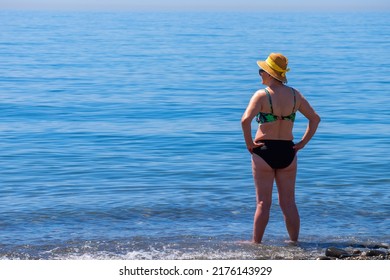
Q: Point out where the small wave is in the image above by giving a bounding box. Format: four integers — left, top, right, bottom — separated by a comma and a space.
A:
2, 235, 364, 260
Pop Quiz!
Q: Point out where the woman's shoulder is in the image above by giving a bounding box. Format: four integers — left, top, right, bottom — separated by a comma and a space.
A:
289, 86, 301, 95
255, 88, 267, 95
287, 86, 305, 110
248, 89, 268, 107
251, 89, 267, 100
289, 86, 305, 100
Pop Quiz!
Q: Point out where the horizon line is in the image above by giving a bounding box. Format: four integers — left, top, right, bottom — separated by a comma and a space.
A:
1, 7, 389, 13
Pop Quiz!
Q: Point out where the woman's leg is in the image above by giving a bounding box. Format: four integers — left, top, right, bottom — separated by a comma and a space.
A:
251, 154, 275, 243
275, 156, 300, 241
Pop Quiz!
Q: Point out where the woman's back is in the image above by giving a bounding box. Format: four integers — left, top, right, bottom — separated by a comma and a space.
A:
255, 85, 301, 141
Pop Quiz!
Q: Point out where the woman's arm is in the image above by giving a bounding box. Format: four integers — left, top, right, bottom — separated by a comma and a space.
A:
294, 94, 321, 151
241, 91, 263, 153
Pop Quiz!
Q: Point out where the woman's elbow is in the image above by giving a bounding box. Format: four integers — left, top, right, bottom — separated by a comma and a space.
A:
241, 115, 252, 127
312, 113, 321, 124
315, 113, 321, 123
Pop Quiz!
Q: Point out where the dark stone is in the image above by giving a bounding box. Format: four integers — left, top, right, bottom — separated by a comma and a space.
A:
365, 250, 387, 257
352, 249, 362, 255
325, 247, 351, 258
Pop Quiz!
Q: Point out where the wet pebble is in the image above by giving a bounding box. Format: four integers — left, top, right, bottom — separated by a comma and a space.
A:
320, 245, 390, 260
364, 250, 387, 257
352, 249, 362, 255
325, 247, 350, 258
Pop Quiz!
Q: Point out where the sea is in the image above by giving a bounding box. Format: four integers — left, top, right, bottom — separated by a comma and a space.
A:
0, 11, 389, 260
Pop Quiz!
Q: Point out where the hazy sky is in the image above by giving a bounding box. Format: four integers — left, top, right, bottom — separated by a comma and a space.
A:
1, 0, 389, 11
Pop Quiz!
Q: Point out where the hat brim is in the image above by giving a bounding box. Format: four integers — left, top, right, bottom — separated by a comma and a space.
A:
257, 60, 287, 83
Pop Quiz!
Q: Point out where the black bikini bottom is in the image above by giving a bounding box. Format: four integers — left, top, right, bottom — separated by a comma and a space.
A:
252, 140, 296, 169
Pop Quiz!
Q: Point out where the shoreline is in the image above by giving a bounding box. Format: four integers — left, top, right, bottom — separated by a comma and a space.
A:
1, 233, 389, 260
1, 239, 389, 260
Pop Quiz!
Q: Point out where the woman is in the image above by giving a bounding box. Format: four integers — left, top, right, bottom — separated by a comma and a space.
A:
241, 53, 320, 243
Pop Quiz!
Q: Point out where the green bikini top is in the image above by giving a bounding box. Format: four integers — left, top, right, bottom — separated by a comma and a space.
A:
256, 88, 296, 124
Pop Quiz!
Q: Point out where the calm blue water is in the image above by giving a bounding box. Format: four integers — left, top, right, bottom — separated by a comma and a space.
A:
0, 11, 389, 259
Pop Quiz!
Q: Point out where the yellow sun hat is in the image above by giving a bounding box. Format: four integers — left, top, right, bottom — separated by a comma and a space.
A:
257, 53, 290, 83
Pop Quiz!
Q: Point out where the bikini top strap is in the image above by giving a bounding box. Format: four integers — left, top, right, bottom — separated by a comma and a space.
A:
264, 88, 273, 113
291, 87, 296, 113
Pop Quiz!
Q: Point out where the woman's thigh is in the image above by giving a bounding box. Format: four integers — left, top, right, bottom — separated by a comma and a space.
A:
252, 154, 275, 203
275, 156, 297, 203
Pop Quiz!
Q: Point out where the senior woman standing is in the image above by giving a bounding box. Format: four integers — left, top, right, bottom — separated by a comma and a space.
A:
241, 53, 320, 243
